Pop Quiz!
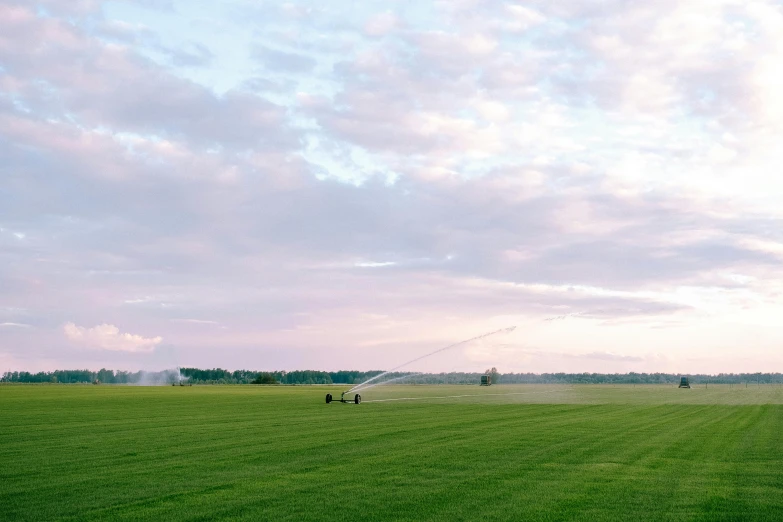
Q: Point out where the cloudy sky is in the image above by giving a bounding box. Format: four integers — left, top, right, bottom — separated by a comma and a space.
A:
2, 0, 783, 374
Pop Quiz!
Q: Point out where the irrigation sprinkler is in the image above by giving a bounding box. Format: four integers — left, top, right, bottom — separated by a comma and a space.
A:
325, 391, 361, 404
323, 326, 516, 405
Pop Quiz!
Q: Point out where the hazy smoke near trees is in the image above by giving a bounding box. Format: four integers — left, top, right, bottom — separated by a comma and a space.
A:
135, 369, 187, 386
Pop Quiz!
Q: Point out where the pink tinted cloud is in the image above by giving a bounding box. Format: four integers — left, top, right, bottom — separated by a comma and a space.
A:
64, 322, 162, 353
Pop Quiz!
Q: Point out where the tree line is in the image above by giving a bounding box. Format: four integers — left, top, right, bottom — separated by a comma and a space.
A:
2, 368, 782, 385
0, 368, 386, 385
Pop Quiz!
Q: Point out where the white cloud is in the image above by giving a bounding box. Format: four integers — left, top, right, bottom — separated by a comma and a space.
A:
63, 322, 162, 353
171, 319, 219, 325
364, 11, 399, 37
354, 261, 396, 268
503, 5, 546, 31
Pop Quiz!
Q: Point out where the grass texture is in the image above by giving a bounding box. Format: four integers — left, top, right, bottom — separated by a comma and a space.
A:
1, 384, 782, 521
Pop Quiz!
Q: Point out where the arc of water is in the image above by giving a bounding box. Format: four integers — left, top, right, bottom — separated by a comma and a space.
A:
347, 326, 516, 393
351, 372, 423, 393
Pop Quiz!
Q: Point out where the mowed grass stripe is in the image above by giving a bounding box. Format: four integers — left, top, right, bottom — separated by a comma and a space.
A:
1, 385, 782, 521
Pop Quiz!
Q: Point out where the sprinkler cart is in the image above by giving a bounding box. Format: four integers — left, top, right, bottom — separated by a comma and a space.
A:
326, 391, 361, 404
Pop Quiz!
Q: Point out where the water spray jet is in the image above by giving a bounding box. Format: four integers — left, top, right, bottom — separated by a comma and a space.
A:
324, 326, 515, 404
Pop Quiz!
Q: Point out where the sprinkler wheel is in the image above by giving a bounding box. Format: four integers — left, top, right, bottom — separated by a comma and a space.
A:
325, 391, 361, 404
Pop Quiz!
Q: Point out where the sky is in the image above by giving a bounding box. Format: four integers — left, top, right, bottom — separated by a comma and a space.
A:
2, 0, 783, 374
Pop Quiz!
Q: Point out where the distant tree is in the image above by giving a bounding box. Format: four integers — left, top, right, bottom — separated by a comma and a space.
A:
485, 367, 500, 384
252, 373, 278, 385
97, 368, 114, 383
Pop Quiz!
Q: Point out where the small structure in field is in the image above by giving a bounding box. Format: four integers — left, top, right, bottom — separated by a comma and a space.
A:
480, 375, 491, 386
92, 379, 100, 385
678, 376, 690, 389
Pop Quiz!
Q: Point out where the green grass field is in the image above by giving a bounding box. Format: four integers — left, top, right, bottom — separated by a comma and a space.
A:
2, 384, 782, 521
